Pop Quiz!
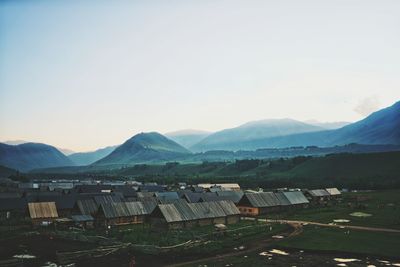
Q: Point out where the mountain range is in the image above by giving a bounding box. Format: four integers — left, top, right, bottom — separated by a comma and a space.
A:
93, 132, 191, 166
166, 129, 211, 148
190, 118, 325, 152
68, 145, 118, 166
0, 143, 75, 172
1, 101, 399, 172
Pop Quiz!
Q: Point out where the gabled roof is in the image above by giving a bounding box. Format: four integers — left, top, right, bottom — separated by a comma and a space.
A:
283, 191, 309, 205
241, 192, 281, 208
325, 188, 341, 196
154, 200, 240, 223
199, 192, 220, 202
94, 195, 122, 206
76, 199, 99, 215
28, 202, 58, 219
216, 191, 244, 204
274, 192, 291, 206
307, 189, 330, 197
214, 200, 240, 216
183, 192, 202, 203
157, 204, 183, 223
140, 198, 158, 214
100, 201, 147, 219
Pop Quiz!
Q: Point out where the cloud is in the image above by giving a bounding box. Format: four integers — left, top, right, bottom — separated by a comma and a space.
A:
354, 96, 381, 117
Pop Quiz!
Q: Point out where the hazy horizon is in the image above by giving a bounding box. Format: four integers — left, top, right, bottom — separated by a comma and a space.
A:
1, 0, 400, 151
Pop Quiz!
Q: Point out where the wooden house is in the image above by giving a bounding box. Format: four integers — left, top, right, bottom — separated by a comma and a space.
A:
150, 200, 240, 229
237, 192, 281, 216
306, 189, 330, 204
325, 188, 341, 199
96, 201, 148, 227
28, 202, 58, 225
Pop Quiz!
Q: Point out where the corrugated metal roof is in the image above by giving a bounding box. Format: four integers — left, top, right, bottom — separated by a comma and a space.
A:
325, 188, 341, 195
274, 192, 291, 206
100, 201, 147, 219
77, 199, 99, 215
283, 191, 309, 205
28, 202, 58, 219
243, 192, 281, 208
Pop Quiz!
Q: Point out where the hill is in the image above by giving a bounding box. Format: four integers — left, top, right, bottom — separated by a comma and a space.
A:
0, 143, 75, 172
93, 132, 191, 165
206, 101, 400, 149
191, 119, 325, 152
68, 145, 118, 166
0, 165, 19, 178
166, 129, 211, 149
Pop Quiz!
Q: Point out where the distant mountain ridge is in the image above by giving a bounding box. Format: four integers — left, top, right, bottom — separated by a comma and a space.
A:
166, 129, 211, 148
0, 142, 75, 172
223, 100, 400, 149
68, 145, 118, 165
93, 132, 191, 165
190, 118, 325, 152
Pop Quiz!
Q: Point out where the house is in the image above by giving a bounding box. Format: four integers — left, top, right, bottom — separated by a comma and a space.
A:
325, 188, 341, 199
273, 192, 292, 210
150, 200, 240, 229
96, 201, 148, 227
282, 191, 309, 208
28, 202, 58, 225
306, 189, 330, 204
237, 192, 281, 216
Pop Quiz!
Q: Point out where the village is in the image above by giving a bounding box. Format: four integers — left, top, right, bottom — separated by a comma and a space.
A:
1, 178, 400, 266
0, 179, 342, 230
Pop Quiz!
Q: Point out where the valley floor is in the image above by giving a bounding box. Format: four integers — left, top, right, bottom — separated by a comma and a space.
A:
1, 190, 399, 266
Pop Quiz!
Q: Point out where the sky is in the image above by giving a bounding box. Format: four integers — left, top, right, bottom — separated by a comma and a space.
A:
1, 0, 400, 152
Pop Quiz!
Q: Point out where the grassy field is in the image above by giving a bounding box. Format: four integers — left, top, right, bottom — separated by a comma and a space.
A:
271, 190, 400, 229
279, 225, 400, 258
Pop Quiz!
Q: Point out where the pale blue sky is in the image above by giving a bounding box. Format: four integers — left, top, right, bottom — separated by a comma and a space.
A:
1, 0, 400, 151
